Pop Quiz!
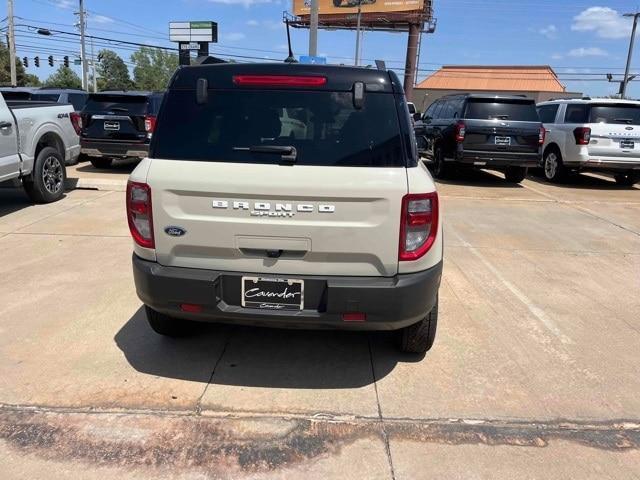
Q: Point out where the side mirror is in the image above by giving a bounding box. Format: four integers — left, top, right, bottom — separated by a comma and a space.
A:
413, 112, 422, 122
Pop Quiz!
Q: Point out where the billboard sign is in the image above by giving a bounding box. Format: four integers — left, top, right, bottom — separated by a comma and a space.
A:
293, 0, 424, 16
169, 21, 218, 43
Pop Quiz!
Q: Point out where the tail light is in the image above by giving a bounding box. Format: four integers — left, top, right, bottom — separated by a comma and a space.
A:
144, 115, 157, 134
573, 127, 591, 145
69, 112, 82, 135
455, 121, 466, 143
232, 75, 327, 87
539, 126, 546, 145
399, 192, 439, 261
126, 181, 154, 249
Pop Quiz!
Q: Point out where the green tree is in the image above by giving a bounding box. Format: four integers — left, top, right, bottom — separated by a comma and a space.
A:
0, 41, 29, 86
131, 47, 178, 91
44, 66, 82, 89
23, 73, 42, 87
96, 49, 133, 90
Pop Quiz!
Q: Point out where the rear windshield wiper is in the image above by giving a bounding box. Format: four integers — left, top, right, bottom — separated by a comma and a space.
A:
233, 145, 297, 163
488, 115, 509, 120
614, 118, 634, 124
109, 107, 130, 112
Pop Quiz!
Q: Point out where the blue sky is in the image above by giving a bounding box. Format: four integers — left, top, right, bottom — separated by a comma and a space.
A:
8, 0, 640, 98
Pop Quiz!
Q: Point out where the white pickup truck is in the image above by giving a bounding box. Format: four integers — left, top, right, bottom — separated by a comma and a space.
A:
0, 92, 81, 202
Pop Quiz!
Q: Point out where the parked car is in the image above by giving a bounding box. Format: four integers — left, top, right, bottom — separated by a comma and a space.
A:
30, 88, 89, 112
128, 63, 443, 354
0, 92, 81, 202
415, 94, 544, 183
537, 98, 640, 186
80, 91, 163, 169
0, 87, 38, 100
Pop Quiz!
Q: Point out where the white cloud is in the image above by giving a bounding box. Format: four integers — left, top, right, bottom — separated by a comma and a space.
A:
208, 0, 272, 6
92, 14, 114, 24
538, 24, 558, 39
551, 53, 564, 60
246, 19, 260, 26
246, 19, 284, 30
572, 7, 632, 40
222, 32, 246, 42
567, 47, 608, 57
54, 0, 74, 9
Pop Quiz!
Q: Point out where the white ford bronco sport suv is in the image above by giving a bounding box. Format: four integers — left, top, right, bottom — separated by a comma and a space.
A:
128, 63, 443, 354
537, 98, 640, 186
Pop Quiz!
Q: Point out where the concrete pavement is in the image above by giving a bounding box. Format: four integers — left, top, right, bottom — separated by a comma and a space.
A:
0, 170, 639, 479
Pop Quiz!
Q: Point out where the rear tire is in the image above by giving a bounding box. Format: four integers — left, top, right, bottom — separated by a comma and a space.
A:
23, 146, 66, 204
145, 306, 195, 337
90, 157, 113, 169
614, 173, 639, 187
543, 148, 566, 183
398, 297, 439, 354
432, 146, 453, 179
504, 166, 527, 183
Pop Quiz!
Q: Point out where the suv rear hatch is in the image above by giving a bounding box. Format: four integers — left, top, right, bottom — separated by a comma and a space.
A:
462, 98, 541, 154
81, 94, 151, 143
147, 71, 410, 277
585, 103, 640, 160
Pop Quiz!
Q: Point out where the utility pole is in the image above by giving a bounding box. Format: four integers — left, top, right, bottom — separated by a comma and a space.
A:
78, 0, 89, 91
309, 0, 318, 56
7, 0, 17, 86
622, 12, 639, 99
90, 36, 97, 92
403, 23, 421, 100
354, 1, 362, 66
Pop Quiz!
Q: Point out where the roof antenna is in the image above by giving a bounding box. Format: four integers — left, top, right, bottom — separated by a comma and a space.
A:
284, 19, 298, 63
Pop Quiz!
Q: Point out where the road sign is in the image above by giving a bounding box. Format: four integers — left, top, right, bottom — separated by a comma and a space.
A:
299, 55, 327, 64
169, 21, 218, 43
74, 59, 82, 65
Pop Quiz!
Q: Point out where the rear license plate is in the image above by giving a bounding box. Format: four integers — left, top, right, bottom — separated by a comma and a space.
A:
104, 121, 120, 131
241, 277, 304, 311
620, 140, 635, 149
495, 136, 511, 146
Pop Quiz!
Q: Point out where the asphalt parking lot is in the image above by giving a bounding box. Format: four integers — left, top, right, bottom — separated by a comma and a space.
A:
1, 165, 639, 479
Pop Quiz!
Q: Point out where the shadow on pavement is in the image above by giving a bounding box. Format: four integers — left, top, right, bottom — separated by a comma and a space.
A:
434, 168, 525, 188
76, 158, 139, 174
0, 186, 69, 218
527, 171, 639, 191
115, 306, 408, 389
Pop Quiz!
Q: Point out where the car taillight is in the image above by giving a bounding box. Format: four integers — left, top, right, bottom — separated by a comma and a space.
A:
126, 181, 154, 249
232, 75, 327, 87
573, 127, 591, 145
69, 111, 82, 135
144, 115, 156, 134
399, 192, 439, 261
539, 126, 546, 145
455, 121, 466, 143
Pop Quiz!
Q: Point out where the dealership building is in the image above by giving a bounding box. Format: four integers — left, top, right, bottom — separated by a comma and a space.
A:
411, 65, 582, 110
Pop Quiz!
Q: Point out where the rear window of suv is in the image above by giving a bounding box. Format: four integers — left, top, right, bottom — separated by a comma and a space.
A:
465, 99, 539, 122
151, 90, 405, 167
83, 95, 149, 115
588, 104, 640, 125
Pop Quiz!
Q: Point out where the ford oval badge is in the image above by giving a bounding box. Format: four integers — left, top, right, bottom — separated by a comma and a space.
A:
626, 126, 634, 131
165, 226, 186, 237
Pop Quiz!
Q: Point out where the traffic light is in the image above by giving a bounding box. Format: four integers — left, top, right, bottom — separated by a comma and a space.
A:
34, 56, 40, 67
22, 57, 28, 68
63, 56, 69, 67
48, 55, 54, 67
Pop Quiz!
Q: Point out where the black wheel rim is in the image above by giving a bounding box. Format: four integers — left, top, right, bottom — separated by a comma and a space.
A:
42, 156, 63, 194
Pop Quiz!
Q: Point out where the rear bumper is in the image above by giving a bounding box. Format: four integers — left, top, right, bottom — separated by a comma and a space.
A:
80, 139, 149, 158
456, 149, 541, 168
132, 255, 443, 331
564, 152, 640, 171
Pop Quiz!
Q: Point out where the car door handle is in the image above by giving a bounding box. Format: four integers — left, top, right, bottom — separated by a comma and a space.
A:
0, 121, 12, 129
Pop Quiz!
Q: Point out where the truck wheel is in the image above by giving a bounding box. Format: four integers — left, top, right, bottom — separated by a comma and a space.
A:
432, 147, 452, 179
90, 157, 113, 169
23, 146, 66, 204
145, 306, 195, 337
504, 166, 527, 183
614, 173, 639, 187
543, 149, 566, 183
398, 297, 438, 354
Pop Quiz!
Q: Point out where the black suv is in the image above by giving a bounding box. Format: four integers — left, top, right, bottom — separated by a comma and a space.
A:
415, 94, 544, 183
80, 91, 164, 169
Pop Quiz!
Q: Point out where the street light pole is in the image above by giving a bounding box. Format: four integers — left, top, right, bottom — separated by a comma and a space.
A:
7, 0, 17, 86
309, 0, 318, 57
622, 12, 639, 99
78, 0, 89, 91
354, 1, 362, 66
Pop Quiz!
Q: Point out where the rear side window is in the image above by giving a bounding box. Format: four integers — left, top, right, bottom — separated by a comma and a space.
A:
588, 104, 640, 125
84, 95, 148, 115
68, 93, 88, 111
152, 90, 405, 167
537, 104, 559, 123
465, 99, 539, 121
564, 104, 588, 124
31, 93, 60, 102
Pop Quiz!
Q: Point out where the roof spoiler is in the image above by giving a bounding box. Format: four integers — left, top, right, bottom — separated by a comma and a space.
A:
192, 56, 228, 65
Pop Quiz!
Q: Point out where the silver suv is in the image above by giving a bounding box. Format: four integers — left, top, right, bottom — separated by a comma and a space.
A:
537, 98, 640, 186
